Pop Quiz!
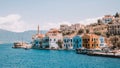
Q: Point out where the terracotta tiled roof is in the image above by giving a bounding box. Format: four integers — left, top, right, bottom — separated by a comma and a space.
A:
35, 34, 45, 38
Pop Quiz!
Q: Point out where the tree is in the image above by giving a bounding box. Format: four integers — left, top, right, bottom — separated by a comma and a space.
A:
115, 12, 119, 18
97, 19, 103, 25
86, 29, 90, 33
77, 29, 84, 35
106, 32, 110, 38
56, 40, 63, 49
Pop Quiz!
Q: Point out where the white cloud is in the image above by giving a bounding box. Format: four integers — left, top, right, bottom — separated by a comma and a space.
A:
38, 17, 103, 30
78, 17, 103, 25
0, 14, 71, 32
0, 14, 103, 32
40, 21, 71, 30
0, 14, 36, 32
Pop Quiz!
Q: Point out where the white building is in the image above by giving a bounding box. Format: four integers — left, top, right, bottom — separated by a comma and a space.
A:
63, 35, 73, 49
46, 28, 63, 49
102, 15, 114, 24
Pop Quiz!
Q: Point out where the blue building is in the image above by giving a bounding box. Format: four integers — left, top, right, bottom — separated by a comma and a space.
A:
99, 36, 105, 48
32, 25, 45, 49
32, 38, 43, 48
73, 35, 82, 49
42, 36, 49, 48
63, 36, 73, 49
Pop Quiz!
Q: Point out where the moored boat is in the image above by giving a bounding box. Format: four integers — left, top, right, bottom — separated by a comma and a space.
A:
13, 42, 32, 49
76, 47, 87, 54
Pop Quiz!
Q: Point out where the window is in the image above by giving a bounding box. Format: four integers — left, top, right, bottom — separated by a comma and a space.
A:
79, 39, 81, 42
68, 44, 70, 47
79, 44, 81, 47
92, 38, 93, 41
54, 39, 56, 41
92, 44, 94, 48
94, 38, 95, 41
71, 39, 72, 42
88, 39, 89, 41
82, 44, 84, 46
66, 39, 69, 42
88, 44, 89, 46
64, 39, 66, 43
49, 39, 52, 41
86, 44, 87, 48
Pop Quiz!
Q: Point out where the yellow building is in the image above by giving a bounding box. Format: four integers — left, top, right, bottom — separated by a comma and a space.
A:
82, 34, 100, 49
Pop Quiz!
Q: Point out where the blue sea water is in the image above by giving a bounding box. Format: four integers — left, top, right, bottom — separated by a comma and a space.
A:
0, 43, 120, 68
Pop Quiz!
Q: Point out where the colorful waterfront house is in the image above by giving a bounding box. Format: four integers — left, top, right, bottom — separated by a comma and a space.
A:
63, 35, 73, 49
42, 36, 49, 48
99, 36, 106, 48
32, 34, 44, 48
82, 34, 100, 49
46, 28, 63, 49
73, 35, 82, 49
32, 25, 45, 48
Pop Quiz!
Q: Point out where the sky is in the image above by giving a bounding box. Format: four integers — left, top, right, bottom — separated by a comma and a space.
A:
0, 0, 120, 32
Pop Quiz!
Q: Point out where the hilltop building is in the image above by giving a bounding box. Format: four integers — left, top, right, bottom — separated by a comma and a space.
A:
107, 22, 120, 35
60, 23, 84, 35
107, 13, 120, 35
102, 15, 114, 24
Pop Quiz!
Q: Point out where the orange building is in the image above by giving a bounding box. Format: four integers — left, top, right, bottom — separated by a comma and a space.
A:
82, 34, 100, 49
